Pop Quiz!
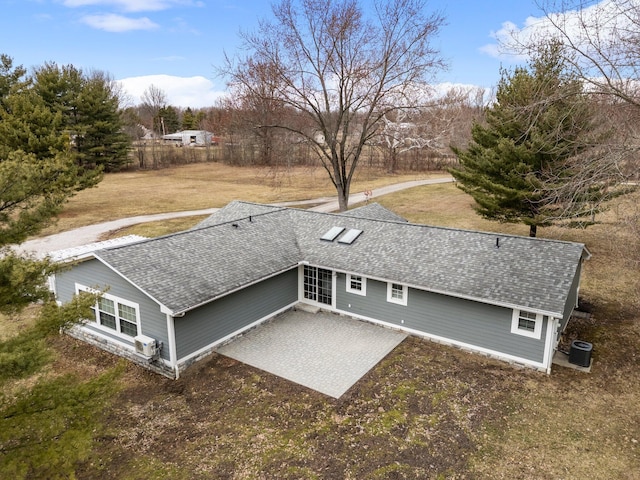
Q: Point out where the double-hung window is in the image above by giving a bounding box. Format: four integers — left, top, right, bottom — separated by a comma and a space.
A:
511, 309, 543, 339
387, 282, 408, 306
346, 274, 366, 296
78, 285, 140, 338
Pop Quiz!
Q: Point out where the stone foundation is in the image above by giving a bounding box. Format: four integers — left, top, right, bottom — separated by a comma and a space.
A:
66, 326, 176, 379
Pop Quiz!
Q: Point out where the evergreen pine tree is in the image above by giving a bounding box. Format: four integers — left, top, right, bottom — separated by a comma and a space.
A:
156, 105, 180, 134
76, 71, 131, 171
450, 42, 611, 237
33, 63, 131, 172
0, 64, 101, 245
0, 58, 122, 480
181, 107, 197, 130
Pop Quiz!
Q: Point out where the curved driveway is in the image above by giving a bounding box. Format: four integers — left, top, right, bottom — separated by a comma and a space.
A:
18, 177, 453, 257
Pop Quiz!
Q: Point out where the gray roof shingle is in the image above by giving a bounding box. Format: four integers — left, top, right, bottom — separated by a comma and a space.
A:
97, 211, 300, 313
341, 203, 408, 222
94, 201, 587, 317
193, 201, 284, 229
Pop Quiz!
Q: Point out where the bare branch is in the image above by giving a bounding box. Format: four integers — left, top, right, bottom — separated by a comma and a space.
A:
220, 0, 445, 210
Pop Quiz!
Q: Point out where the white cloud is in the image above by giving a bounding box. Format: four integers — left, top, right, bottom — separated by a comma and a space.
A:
63, 0, 203, 13
481, 0, 638, 61
118, 74, 226, 108
81, 13, 158, 31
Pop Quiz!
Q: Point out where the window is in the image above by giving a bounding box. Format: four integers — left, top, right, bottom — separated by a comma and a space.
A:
511, 309, 543, 339
346, 274, 366, 296
78, 285, 140, 338
387, 282, 407, 306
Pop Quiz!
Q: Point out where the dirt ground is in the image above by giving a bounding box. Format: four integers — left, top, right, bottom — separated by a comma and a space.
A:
47, 305, 637, 480
38, 183, 640, 479
52, 331, 530, 479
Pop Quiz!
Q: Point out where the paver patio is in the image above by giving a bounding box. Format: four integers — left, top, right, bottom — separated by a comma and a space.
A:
216, 309, 407, 398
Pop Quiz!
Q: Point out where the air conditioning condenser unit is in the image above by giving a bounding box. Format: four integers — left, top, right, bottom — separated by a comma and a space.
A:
134, 334, 157, 358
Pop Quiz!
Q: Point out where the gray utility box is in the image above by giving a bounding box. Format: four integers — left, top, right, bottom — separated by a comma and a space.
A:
569, 340, 592, 367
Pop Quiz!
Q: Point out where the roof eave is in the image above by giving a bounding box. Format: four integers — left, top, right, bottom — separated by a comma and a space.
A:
171, 263, 300, 316
92, 254, 176, 316
303, 263, 566, 319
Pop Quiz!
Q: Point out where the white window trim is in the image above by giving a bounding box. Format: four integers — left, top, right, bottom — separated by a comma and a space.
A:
76, 284, 141, 340
386, 282, 408, 306
511, 309, 543, 339
346, 274, 367, 296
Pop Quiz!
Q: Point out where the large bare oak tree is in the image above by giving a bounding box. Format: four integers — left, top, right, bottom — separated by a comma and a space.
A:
222, 0, 445, 210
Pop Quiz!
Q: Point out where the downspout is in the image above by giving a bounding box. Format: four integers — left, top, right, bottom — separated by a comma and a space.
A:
544, 317, 560, 374
166, 313, 179, 379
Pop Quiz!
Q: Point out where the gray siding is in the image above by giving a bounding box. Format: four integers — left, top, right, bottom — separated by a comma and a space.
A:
55, 259, 170, 360
335, 273, 547, 364
174, 268, 298, 360
560, 260, 583, 335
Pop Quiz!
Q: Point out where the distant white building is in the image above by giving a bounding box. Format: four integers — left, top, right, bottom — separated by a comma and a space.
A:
162, 130, 215, 146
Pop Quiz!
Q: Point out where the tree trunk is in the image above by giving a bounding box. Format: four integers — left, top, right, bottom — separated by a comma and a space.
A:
337, 185, 349, 212
529, 224, 537, 237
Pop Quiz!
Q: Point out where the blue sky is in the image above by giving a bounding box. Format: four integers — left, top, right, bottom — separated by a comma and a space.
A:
1, 0, 555, 107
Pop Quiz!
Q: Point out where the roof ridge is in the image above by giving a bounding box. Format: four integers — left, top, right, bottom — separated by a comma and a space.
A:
101, 207, 292, 253
92, 201, 587, 317
286, 208, 581, 246
101, 202, 585, 256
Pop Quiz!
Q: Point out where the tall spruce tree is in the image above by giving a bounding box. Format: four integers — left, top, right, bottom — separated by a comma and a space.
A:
0, 64, 101, 247
0, 56, 122, 478
156, 105, 180, 134
33, 63, 131, 171
450, 42, 611, 237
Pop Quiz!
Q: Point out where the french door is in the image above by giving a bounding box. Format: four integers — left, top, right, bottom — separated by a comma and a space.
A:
303, 265, 333, 305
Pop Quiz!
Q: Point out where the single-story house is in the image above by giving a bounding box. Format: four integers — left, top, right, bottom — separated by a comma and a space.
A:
162, 130, 215, 146
51, 201, 590, 378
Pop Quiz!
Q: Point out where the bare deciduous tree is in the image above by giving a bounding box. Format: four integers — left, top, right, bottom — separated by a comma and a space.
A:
222, 0, 445, 210
226, 58, 291, 167
140, 84, 168, 135
376, 86, 481, 172
530, 0, 640, 107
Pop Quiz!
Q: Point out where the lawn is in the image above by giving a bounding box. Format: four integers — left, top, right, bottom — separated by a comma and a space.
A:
8, 166, 640, 478
42, 162, 441, 235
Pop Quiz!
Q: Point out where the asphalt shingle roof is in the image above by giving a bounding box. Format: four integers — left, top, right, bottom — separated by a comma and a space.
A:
97, 210, 300, 313
193, 201, 284, 229
94, 201, 587, 317
341, 203, 408, 223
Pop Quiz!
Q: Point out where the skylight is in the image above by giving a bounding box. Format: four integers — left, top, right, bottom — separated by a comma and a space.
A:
321, 226, 345, 241
338, 228, 363, 244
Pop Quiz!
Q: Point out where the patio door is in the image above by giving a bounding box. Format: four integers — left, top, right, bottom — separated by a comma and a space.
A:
303, 265, 333, 306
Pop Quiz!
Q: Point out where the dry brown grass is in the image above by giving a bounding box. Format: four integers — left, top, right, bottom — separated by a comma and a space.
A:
100, 216, 209, 240
376, 183, 529, 235
380, 184, 640, 479
7, 168, 639, 478
0, 305, 40, 342
43, 163, 440, 235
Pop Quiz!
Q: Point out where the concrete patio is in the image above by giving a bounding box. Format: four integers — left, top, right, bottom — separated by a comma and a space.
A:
216, 309, 407, 398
